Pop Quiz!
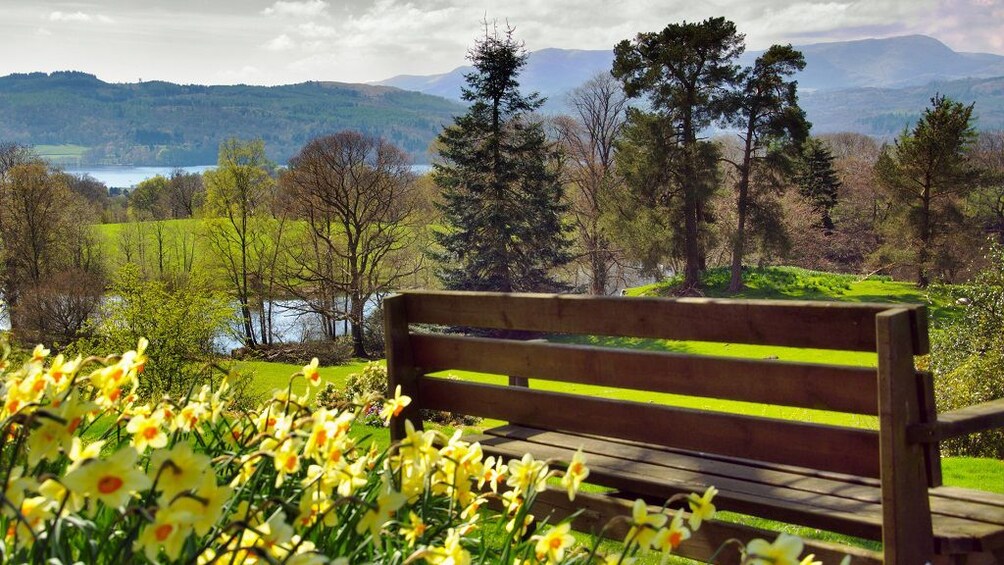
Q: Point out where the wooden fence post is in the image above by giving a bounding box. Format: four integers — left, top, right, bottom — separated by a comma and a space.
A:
877, 308, 934, 564
384, 294, 421, 442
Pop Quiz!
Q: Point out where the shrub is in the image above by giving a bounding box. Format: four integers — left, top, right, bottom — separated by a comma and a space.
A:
930, 242, 1004, 457
74, 264, 233, 401
316, 362, 481, 427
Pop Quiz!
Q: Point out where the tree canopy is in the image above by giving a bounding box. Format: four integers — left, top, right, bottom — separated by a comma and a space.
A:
432, 25, 571, 293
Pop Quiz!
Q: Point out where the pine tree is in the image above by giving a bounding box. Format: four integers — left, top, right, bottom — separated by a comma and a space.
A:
796, 137, 842, 231
875, 95, 979, 286
432, 25, 571, 292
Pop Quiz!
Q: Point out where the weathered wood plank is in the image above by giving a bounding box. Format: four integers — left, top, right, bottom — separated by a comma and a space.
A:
484, 426, 1004, 530
910, 398, 1004, 443
877, 308, 935, 563
411, 333, 879, 414
422, 378, 881, 477
384, 294, 422, 441
917, 370, 944, 486
401, 290, 906, 351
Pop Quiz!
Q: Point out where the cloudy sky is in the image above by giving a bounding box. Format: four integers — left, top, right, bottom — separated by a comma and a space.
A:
1, 0, 1002, 86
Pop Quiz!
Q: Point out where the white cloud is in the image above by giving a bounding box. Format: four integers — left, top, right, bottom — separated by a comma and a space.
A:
297, 22, 337, 38
264, 34, 296, 51
261, 1, 329, 17
35, 27, 53, 36
48, 11, 114, 24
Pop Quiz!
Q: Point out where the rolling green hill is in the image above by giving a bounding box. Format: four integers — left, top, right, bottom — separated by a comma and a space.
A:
0, 71, 463, 166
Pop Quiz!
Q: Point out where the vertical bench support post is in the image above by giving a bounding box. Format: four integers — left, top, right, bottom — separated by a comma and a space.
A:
877, 308, 935, 564
384, 294, 421, 442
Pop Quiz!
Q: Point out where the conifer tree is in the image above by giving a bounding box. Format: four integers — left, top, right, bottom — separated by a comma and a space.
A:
796, 137, 842, 231
432, 25, 571, 293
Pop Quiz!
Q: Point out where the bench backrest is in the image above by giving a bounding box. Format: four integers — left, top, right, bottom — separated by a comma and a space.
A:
384, 291, 932, 480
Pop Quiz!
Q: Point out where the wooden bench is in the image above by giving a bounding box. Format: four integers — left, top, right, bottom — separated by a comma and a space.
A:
384, 291, 1004, 564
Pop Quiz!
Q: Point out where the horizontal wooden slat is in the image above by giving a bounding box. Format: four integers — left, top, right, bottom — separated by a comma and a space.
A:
910, 398, 1004, 443
411, 333, 879, 414
401, 291, 928, 352
471, 429, 1004, 554
420, 378, 881, 477
487, 426, 1004, 533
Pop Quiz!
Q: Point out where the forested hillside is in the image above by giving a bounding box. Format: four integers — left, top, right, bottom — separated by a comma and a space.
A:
0, 71, 463, 165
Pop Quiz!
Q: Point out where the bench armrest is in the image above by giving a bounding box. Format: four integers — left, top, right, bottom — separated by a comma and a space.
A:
908, 398, 1004, 443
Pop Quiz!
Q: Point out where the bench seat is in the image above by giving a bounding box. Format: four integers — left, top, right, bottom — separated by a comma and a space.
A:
469, 425, 1004, 559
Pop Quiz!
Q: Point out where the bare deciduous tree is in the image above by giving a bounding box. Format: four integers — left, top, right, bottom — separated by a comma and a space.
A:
282, 131, 420, 357
555, 73, 628, 294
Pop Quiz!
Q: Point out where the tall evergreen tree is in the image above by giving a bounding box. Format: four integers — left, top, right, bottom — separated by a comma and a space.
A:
721, 44, 809, 292
796, 137, 842, 231
613, 17, 745, 290
432, 25, 571, 292
876, 94, 979, 286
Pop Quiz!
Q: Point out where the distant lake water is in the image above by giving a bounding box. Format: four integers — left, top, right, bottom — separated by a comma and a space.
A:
65, 165, 216, 189
66, 164, 433, 189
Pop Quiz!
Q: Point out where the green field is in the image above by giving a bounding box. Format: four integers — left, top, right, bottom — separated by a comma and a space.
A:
35, 144, 90, 166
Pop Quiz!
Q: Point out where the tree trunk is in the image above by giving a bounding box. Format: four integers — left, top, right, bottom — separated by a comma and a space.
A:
349, 293, 367, 358
918, 185, 932, 287
729, 132, 755, 293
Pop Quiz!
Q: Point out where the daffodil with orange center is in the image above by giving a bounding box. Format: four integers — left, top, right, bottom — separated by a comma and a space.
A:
506, 452, 549, 495
533, 522, 576, 563
135, 505, 194, 562
126, 411, 168, 453
302, 357, 321, 387
62, 447, 152, 510
272, 440, 303, 487
379, 384, 411, 425
625, 498, 668, 550
652, 509, 691, 564
561, 448, 589, 501
171, 473, 232, 536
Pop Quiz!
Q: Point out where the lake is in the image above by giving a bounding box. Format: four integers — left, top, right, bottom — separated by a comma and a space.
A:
64, 165, 215, 188
66, 164, 433, 189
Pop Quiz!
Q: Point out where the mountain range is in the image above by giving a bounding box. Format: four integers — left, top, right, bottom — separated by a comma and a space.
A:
0, 71, 462, 166
2, 35, 1003, 167
377, 34, 1004, 102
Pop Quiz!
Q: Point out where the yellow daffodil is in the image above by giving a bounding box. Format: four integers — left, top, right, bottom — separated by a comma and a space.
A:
478, 455, 507, 493
746, 533, 806, 565
31, 344, 50, 363
297, 488, 337, 529
303, 357, 321, 387
379, 384, 411, 424
506, 452, 549, 495
150, 443, 211, 500
426, 528, 471, 565
2, 466, 37, 514
39, 478, 85, 515
355, 479, 407, 544
687, 485, 718, 530
126, 411, 168, 453
652, 509, 691, 564
67, 437, 104, 472
625, 498, 668, 550
6, 495, 52, 550
533, 522, 576, 563
400, 511, 427, 547
560, 448, 589, 501
172, 473, 232, 537
273, 440, 303, 487
135, 505, 194, 562
62, 446, 152, 510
